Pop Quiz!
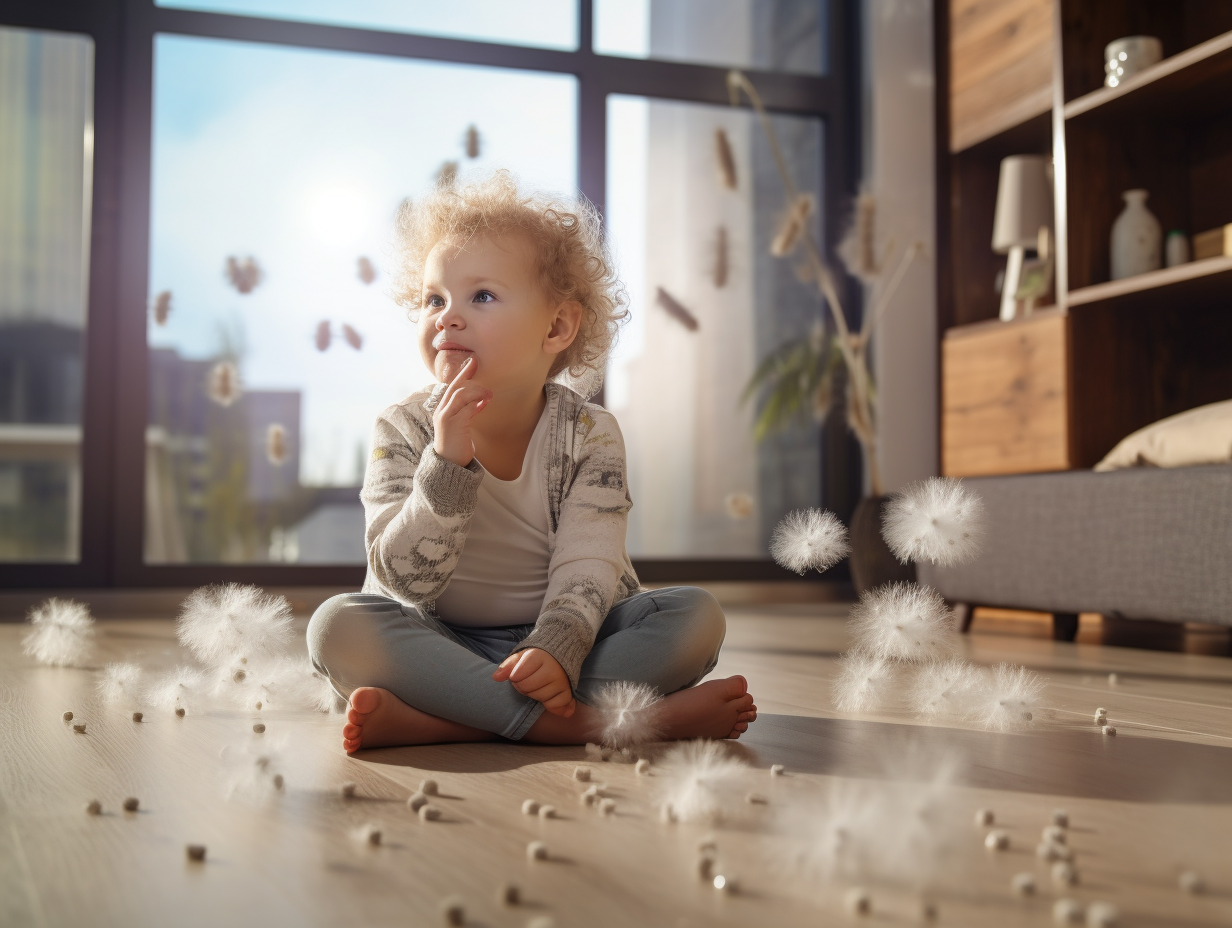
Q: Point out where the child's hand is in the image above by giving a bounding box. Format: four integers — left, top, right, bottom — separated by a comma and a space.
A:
492, 648, 576, 717
433, 356, 492, 467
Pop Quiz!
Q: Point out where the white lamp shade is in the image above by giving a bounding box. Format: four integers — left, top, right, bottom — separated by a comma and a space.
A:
992, 155, 1054, 254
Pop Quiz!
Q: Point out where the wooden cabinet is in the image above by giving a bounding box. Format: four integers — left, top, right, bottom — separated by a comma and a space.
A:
938, 0, 1232, 477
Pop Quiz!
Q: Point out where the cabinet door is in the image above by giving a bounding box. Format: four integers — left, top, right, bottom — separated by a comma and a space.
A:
942, 312, 1070, 476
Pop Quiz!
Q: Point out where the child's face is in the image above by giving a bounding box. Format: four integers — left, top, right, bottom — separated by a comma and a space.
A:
417, 233, 563, 392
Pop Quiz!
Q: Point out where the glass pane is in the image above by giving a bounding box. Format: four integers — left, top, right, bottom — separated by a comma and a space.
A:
147, 34, 577, 563
155, 0, 578, 52
606, 94, 824, 558
594, 0, 827, 76
0, 27, 94, 563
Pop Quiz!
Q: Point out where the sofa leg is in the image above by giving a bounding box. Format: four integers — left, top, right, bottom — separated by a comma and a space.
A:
1053, 612, 1079, 642
952, 602, 974, 634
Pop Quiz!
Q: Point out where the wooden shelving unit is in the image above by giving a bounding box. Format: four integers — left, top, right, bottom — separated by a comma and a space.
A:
938, 0, 1232, 477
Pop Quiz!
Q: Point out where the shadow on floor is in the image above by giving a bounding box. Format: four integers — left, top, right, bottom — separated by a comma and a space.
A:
740, 713, 1232, 805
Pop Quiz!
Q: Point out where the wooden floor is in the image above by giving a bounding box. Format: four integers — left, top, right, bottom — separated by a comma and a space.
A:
3, 602, 1231, 928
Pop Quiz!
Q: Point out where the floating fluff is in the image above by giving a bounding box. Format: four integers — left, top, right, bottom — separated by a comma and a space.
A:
908, 659, 981, 719
1053, 899, 1083, 925
220, 739, 288, 802
832, 651, 900, 714
437, 160, 458, 187
657, 740, 748, 825
848, 583, 958, 663
341, 323, 363, 351
224, 255, 261, 294
966, 663, 1044, 732
769, 508, 850, 574
713, 127, 737, 190
152, 289, 172, 325
314, 320, 332, 352
226, 655, 335, 714
98, 663, 144, 707
464, 123, 481, 159
770, 193, 813, 258
147, 665, 209, 715
356, 256, 377, 285
595, 681, 663, 750
655, 286, 699, 332
881, 477, 984, 567
22, 598, 95, 667
206, 360, 241, 407
176, 584, 293, 672
266, 424, 288, 466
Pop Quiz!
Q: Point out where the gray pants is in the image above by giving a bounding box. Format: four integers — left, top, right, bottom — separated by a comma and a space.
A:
306, 586, 726, 740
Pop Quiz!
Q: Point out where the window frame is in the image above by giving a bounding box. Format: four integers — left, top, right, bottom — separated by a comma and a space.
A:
0, 0, 860, 588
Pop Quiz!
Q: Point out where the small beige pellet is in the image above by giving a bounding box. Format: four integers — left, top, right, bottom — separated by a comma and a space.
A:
409, 792, 429, 812
72, 722, 86, 733
123, 797, 139, 812
419, 804, 440, 822
974, 808, 994, 826
599, 798, 616, 815
521, 799, 539, 815
439, 896, 464, 926
132, 712, 143, 722
538, 805, 556, 820
712, 874, 736, 893
769, 764, 785, 776
573, 765, 591, 781
186, 844, 206, 862
527, 840, 548, 861
253, 723, 266, 734
698, 856, 714, 881
526, 917, 556, 928
1093, 709, 1107, 725
420, 778, 439, 796
1102, 725, 1117, 737
1107, 673, 1118, 686
497, 881, 520, 905
919, 900, 938, 921
1052, 808, 1069, 827
365, 826, 381, 846
1052, 898, 1083, 925
233, 669, 246, 683
635, 759, 650, 775
844, 887, 871, 916
85, 799, 102, 815
272, 774, 284, 790
1052, 861, 1078, 886
745, 793, 768, 805
340, 781, 357, 798
985, 830, 1009, 851
1042, 825, 1067, 844
1087, 901, 1119, 927
1012, 872, 1036, 897
697, 837, 717, 854
63, 710, 74, 721
1179, 870, 1205, 894
175, 707, 185, 718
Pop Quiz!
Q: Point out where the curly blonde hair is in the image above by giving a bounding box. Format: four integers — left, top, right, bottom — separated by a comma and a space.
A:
392, 170, 628, 382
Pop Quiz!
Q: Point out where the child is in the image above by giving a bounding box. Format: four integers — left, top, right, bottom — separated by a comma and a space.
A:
307, 171, 757, 753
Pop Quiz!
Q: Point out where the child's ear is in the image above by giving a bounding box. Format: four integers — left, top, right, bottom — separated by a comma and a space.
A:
544, 300, 583, 353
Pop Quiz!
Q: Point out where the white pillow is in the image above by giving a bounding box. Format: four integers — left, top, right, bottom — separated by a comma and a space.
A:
1095, 400, 1232, 471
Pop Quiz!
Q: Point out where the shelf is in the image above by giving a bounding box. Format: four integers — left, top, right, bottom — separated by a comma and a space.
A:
1064, 29, 1232, 123
1066, 256, 1232, 309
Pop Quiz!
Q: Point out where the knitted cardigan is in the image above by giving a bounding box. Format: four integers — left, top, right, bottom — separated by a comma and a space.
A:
359, 380, 642, 687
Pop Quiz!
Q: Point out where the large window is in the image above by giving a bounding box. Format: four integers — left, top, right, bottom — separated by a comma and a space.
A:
1, 0, 856, 586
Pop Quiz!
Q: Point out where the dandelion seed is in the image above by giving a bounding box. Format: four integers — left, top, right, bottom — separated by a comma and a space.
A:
909, 659, 981, 719
1094, 708, 1107, 725
186, 844, 207, 862
596, 681, 663, 750
355, 823, 381, 846
272, 774, 284, 789
224, 255, 262, 294
660, 803, 677, 823
406, 792, 429, 812
723, 490, 753, 520
985, 830, 1009, 851
655, 286, 699, 332
266, 424, 288, 466
314, 321, 332, 352
1012, 872, 1036, 897
1052, 898, 1083, 925
770, 194, 813, 257
526, 840, 548, 861
713, 128, 737, 190
584, 742, 606, 761
712, 225, 729, 288
206, 360, 241, 407
882, 477, 985, 566
769, 508, 850, 574
341, 323, 363, 350
1037, 841, 1070, 862
356, 256, 377, 284
22, 598, 94, 667
966, 663, 1044, 732
437, 160, 458, 187
176, 583, 293, 672
657, 740, 747, 824
464, 124, 480, 159
99, 663, 144, 707
152, 290, 172, 325
837, 191, 879, 283
123, 797, 139, 812
920, 900, 939, 921
1179, 870, 1205, 894
833, 651, 900, 713
85, 800, 102, 815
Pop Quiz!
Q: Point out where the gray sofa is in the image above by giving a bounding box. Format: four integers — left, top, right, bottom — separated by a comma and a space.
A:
917, 464, 1232, 637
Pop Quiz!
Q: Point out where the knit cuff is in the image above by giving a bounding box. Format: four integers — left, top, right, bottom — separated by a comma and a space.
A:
516, 609, 595, 689
415, 445, 483, 517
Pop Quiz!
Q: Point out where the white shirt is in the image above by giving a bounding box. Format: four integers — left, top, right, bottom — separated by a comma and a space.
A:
432, 403, 552, 626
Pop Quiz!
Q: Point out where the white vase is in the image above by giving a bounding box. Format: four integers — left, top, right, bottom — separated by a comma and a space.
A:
1110, 189, 1161, 280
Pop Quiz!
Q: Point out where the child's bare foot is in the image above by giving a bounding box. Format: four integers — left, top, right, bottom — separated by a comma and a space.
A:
656, 675, 757, 740
342, 687, 493, 754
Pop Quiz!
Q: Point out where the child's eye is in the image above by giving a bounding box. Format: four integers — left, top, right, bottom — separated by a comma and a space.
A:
425, 294, 445, 309
473, 290, 495, 303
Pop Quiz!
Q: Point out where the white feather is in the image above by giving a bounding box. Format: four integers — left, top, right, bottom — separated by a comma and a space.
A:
848, 583, 958, 663
594, 681, 663, 750
965, 663, 1044, 732
147, 665, 210, 714
176, 583, 293, 671
657, 740, 749, 824
908, 659, 983, 720
769, 509, 850, 574
832, 652, 901, 713
98, 662, 144, 706
220, 736, 288, 802
881, 477, 984, 567
22, 598, 94, 667
224, 656, 340, 713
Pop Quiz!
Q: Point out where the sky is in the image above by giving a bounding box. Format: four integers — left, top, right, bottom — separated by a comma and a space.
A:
148, 34, 579, 485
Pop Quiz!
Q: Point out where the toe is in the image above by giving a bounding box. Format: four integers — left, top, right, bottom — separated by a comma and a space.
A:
731, 693, 755, 712
722, 675, 748, 698
737, 710, 756, 721
349, 686, 382, 714
343, 722, 362, 740
733, 721, 749, 732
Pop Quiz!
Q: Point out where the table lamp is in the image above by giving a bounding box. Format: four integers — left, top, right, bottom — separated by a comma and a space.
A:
992, 155, 1053, 322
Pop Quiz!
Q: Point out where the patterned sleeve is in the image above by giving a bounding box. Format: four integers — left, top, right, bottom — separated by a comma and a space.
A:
359, 404, 483, 605
516, 406, 632, 687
